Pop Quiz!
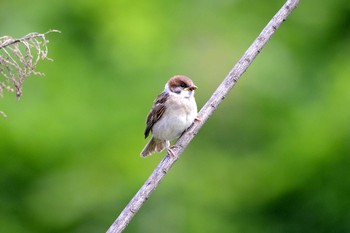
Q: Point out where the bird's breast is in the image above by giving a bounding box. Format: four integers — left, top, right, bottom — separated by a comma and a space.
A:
152, 96, 197, 141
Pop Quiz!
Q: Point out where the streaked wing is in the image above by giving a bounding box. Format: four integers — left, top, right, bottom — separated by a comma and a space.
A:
144, 92, 168, 138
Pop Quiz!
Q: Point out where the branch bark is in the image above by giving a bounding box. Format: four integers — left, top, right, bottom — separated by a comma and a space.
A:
107, 0, 300, 232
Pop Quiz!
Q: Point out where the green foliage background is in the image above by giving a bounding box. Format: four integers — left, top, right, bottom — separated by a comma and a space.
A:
1, 0, 350, 232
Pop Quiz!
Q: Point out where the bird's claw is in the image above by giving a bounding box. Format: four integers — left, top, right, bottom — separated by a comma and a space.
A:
167, 145, 180, 158
195, 116, 201, 122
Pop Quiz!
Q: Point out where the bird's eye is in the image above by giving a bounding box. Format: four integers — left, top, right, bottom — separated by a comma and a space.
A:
180, 83, 187, 88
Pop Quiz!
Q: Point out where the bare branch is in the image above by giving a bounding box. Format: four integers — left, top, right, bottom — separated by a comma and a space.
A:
106, 1, 300, 232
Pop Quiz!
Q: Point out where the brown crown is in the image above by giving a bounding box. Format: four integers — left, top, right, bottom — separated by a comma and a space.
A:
168, 75, 194, 88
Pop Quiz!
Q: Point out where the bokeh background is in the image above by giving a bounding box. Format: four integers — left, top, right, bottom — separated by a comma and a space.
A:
1, 0, 350, 232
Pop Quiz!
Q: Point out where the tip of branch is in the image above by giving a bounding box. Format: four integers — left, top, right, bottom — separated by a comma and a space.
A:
0, 111, 8, 118
46, 29, 62, 34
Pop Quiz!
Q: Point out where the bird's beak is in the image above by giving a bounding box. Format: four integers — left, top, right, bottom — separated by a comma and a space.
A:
185, 85, 198, 91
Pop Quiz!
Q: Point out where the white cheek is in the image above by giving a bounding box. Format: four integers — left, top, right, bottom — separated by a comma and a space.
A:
180, 90, 193, 98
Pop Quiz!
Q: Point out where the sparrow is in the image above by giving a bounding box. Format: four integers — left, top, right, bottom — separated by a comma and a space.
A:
140, 75, 198, 157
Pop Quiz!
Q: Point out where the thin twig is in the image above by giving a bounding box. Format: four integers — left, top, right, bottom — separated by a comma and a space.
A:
0, 30, 60, 50
106, 0, 300, 232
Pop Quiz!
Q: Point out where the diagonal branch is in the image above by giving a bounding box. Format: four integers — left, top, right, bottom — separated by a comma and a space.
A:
107, 0, 300, 232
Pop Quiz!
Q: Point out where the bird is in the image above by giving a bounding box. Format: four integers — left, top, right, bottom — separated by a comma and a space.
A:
140, 75, 198, 157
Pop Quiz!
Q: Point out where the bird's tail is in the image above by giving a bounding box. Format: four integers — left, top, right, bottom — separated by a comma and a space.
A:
140, 137, 169, 157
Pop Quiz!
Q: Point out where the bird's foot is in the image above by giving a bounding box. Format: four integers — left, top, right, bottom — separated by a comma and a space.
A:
195, 116, 201, 122
167, 145, 180, 158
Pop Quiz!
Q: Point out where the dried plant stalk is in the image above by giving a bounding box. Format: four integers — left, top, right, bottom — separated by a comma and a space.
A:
0, 30, 60, 117
0, 30, 60, 99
